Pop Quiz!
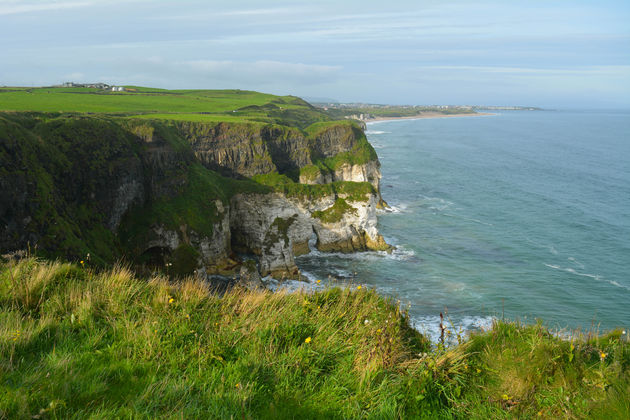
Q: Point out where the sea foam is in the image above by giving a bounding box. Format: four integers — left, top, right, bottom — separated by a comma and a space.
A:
412, 315, 495, 345
543, 263, 630, 292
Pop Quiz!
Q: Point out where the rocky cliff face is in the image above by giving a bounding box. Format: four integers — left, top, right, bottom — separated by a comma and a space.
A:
175, 120, 382, 192
0, 113, 388, 279
229, 191, 389, 278
299, 160, 382, 192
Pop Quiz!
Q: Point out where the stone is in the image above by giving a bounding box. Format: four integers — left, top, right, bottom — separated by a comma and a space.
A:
238, 260, 265, 290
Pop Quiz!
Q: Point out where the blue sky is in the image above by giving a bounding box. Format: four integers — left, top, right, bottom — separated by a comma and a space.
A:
1, 0, 629, 107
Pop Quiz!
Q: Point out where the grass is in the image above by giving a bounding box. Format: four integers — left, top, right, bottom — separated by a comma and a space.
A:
128, 113, 266, 124
0, 87, 329, 128
251, 173, 374, 202
0, 88, 290, 114
307, 121, 379, 172
1, 258, 628, 419
312, 198, 358, 223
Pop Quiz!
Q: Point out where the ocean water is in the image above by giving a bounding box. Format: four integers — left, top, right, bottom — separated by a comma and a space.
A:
296, 110, 630, 340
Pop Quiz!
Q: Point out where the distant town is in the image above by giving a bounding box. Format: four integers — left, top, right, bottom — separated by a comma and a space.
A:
311, 102, 543, 122
59, 82, 128, 92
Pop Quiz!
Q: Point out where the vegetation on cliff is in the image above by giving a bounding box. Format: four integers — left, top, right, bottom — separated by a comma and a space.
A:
1, 258, 628, 419
0, 114, 142, 265
251, 173, 374, 202
312, 198, 358, 223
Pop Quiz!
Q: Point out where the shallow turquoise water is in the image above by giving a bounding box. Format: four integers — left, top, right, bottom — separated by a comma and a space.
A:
297, 110, 630, 338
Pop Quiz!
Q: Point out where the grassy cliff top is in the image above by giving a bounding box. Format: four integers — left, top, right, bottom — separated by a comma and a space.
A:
0, 87, 330, 128
1, 258, 628, 419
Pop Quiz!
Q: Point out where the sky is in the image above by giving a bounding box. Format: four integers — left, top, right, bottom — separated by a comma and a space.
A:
1, 0, 629, 107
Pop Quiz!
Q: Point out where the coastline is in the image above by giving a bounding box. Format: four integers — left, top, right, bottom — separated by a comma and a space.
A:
365, 111, 495, 123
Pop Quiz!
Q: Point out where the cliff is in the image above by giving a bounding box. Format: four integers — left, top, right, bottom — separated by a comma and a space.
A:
0, 112, 389, 279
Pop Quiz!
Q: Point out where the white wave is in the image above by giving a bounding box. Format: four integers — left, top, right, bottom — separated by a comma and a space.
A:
443, 213, 494, 226
543, 263, 630, 292
265, 277, 315, 293
567, 257, 585, 269
365, 130, 389, 135
383, 205, 404, 213
297, 270, 318, 283
386, 245, 417, 261
331, 268, 355, 279
418, 195, 454, 212
544, 263, 601, 280
379, 202, 408, 214
297, 243, 416, 264
412, 315, 495, 344
608, 280, 630, 291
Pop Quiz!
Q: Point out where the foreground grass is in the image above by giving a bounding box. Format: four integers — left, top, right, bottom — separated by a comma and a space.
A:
1, 259, 628, 419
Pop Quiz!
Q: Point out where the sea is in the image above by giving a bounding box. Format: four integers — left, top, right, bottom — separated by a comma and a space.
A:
291, 110, 630, 341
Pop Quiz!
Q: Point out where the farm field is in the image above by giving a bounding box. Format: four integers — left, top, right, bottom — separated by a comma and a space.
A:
0, 87, 329, 127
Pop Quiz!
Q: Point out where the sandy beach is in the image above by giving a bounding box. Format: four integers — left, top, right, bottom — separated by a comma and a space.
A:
365, 111, 495, 123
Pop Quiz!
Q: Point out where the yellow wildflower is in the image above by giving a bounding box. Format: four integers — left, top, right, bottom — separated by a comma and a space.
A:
168, 297, 174, 303
304, 336, 312, 344
357, 285, 362, 290
316, 279, 321, 284
235, 383, 240, 389
377, 328, 382, 334
476, 368, 482, 374
502, 394, 510, 401
600, 352, 607, 360
80, 260, 84, 265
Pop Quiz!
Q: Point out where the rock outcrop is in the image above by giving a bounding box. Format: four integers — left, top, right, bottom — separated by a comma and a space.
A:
0, 112, 389, 279
237, 260, 265, 290
230, 190, 389, 278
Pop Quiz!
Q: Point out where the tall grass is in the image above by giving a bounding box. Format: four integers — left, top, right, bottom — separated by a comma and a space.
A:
1, 258, 628, 419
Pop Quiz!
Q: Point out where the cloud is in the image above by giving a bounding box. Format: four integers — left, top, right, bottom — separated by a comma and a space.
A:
182, 60, 342, 86
417, 65, 630, 76
77, 57, 343, 91
0, 0, 90, 15
0, 0, 155, 16
157, 7, 305, 20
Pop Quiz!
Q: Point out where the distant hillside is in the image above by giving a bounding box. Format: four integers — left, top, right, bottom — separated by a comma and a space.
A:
318, 103, 477, 121
0, 86, 330, 129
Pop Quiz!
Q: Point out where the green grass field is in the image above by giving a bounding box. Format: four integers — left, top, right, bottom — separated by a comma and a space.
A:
1, 258, 628, 419
0, 87, 329, 127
